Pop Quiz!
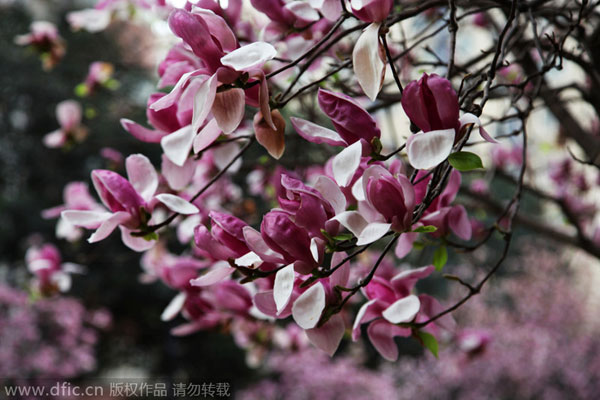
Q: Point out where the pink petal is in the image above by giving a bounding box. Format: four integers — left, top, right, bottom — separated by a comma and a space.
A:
381, 294, 420, 323
314, 175, 346, 215
161, 125, 195, 167
406, 128, 456, 170
352, 299, 380, 341
273, 263, 295, 314
305, 313, 345, 356
161, 154, 196, 191
290, 117, 347, 147
352, 22, 384, 101
120, 227, 157, 252
356, 222, 391, 245
254, 110, 286, 159
88, 211, 130, 243
243, 226, 287, 264
448, 205, 472, 240
126, 154, 158, 203
329, 252, 350, 288
332, 140, 363, 187
43, 130, 66, 148
212, 88, 245, 134
395, 232, 417, 258
220, 42, 277, 72
120, 119, 167, 143
292, 282, 326, 329
56, 100, 82, 131
192, 118, 221, 153
190, 262, 234, 287
367, 320, 410, 361
155, 193, 199, 215
460, 113, 497, 143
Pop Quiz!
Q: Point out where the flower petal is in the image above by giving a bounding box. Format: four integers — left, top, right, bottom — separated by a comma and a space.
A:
212, 88, 245, 134
190, 262, 234, 287
381, 294, 420, 324
305, 313, 345, 356
161, 292, 187, 321
273, 263, 295, 314
356, 222, 391, 245
88, 211, 130, 243
192, 118, 221, 153
352, 23, 384, 101
220, 42, 277, 71
460, 113, 497, 143
161, 125, 195, 167
126, 154, 158, 203
120, 119, 167, 143
61, 210, 111, 229
292, 282, 326, 329
192, 74, 218, 133
332, 140, 363, 187
314, 175, 346, 215
290, 117, 347, 147
406, 128, 455, 170
156, 193, 199, 215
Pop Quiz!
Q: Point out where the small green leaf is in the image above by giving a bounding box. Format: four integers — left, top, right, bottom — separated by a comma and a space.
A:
416, 331, 439, 358
448, 151, 484, 171
74, 83, 89, 97
143, 232, 159, 242
433, 246, 448, 271
413, 225, 437, 233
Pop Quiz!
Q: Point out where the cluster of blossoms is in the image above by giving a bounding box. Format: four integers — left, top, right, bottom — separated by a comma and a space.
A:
24, 0, 600, 367
33, 0, 506, 361
0, 282, 110, 384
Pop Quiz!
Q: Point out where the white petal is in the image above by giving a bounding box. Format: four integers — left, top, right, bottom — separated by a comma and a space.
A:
285, 1, 320, 21
61, 210, 112, 229
352, 23, 384, 101
156, 193, 199, 215
305, 314, 345, 356
234, 252, 263, 268
161, 292, 187, 321
310, 238, 320, 263
189, 262, 234, 287
314, 175, 346, 215
161, 125, 195, 167
126, 154, 158, 203
332, 211, 368, 237
290, 117, 346, 146
356, 222, 391, 245
382, 294, 420, 324
292, 282, 326, 330
161, 154, 196, 191
352, 299, 378, 334
192, 74, 218, 133
274, 264, 295, 314
332, 141, 362, 187
407, 129, 456, 170
220, 42, 277, 71
120, 227, 156, 252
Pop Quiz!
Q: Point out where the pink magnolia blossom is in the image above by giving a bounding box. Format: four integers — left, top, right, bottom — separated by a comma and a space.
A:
43, 100, 87, 148
42, 182, 104, 241
61, 154, 199, 251
78, 61, 115, 96
352, 265, 435, 361
25, 243, 84, 295
15, 21, 65, 70
402, 73, 496, 170
143, 8, 278, 167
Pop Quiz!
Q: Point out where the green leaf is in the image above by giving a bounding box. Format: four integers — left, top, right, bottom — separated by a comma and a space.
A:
448, 151, 484, 171
413, 225, 437, 233
416, 331, 439, 358
333, 233, 354, 241
433, 246, 448, 271
143, 232, 159, 242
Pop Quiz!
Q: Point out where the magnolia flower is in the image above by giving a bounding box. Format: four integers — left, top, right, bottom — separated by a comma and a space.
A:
77, 61, 115, 96
402, 73, 497, 170
25, 243, 84, 295
62, 154, 199, 251
352, 266, 434, 361
148, 8, 277, 167
15, 21, 65, 70
43, 100, 87, 148
254, 253, 351, 356
42, 182, 104, 242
